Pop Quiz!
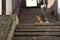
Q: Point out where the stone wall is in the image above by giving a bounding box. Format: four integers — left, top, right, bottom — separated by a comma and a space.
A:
0, 15, 13, 40
12, 0, 20, 15
47, 0, 57, 17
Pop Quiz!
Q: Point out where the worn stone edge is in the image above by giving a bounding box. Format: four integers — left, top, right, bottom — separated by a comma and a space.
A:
6, 15, 17, 40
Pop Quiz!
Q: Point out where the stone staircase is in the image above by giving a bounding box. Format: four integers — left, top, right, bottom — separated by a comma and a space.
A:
18, 8, 46, 24
18, 8, 58, 24
12, 24, 60, 40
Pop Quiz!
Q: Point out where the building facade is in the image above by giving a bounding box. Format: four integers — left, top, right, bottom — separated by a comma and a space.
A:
0, 0, 60, 22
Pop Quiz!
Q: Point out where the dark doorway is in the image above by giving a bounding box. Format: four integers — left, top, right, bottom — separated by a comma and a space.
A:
2, 0, 6, 15
21, 0, 26, 8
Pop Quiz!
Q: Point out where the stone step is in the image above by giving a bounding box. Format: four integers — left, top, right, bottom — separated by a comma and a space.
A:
20, 20, 35, 23
15, 28, 60, 32
20, 8, 40, 12
13, 36, 60, 40
19, 8, 45, 24
12, 24, 60, 40
14, 25, 60, 36
20, 16, 35, 20
14, 32, 60, 36
16, 25, 60, 29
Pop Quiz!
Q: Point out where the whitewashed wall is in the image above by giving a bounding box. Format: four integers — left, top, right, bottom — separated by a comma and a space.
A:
0, 0, 2, 15
58, 0, 60, 14
57, 0, 60, 21
47, 0, 55, 8
6, 0, 12, 15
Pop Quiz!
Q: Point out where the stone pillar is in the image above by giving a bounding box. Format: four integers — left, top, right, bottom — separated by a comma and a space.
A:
6, 0, 12, 15
0, 0, 2, 15
57, 0, 60, 21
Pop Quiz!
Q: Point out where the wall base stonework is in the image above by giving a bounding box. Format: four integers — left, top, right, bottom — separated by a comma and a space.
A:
0, 15, 13, 40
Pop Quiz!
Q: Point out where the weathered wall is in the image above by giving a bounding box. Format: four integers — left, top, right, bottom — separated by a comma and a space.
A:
12, 0, 20, 15
12, 0, 20, 24
0, 15, 13, 40
47, 0, 57, 16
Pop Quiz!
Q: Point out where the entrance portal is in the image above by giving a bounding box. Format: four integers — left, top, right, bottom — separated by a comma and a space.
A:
26, 0, 37, 7
21, 0, 26, 8
21, 0, 40, 8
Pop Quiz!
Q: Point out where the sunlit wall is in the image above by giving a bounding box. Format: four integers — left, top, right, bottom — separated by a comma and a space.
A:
0, 0, 2, 15
6, 0, 12, 15
57, 0, 60, 21
58, 0, 60, 14
47, 0, 55, 8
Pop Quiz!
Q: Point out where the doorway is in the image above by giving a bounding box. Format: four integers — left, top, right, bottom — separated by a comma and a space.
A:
26, 0, 37, 7
21, 0, 26, 8
20, 0, 40, 8
2, 0, 6, 15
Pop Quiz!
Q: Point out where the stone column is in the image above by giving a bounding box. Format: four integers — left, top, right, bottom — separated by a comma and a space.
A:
6, 0, 12, 15
0, 0, 2, 15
